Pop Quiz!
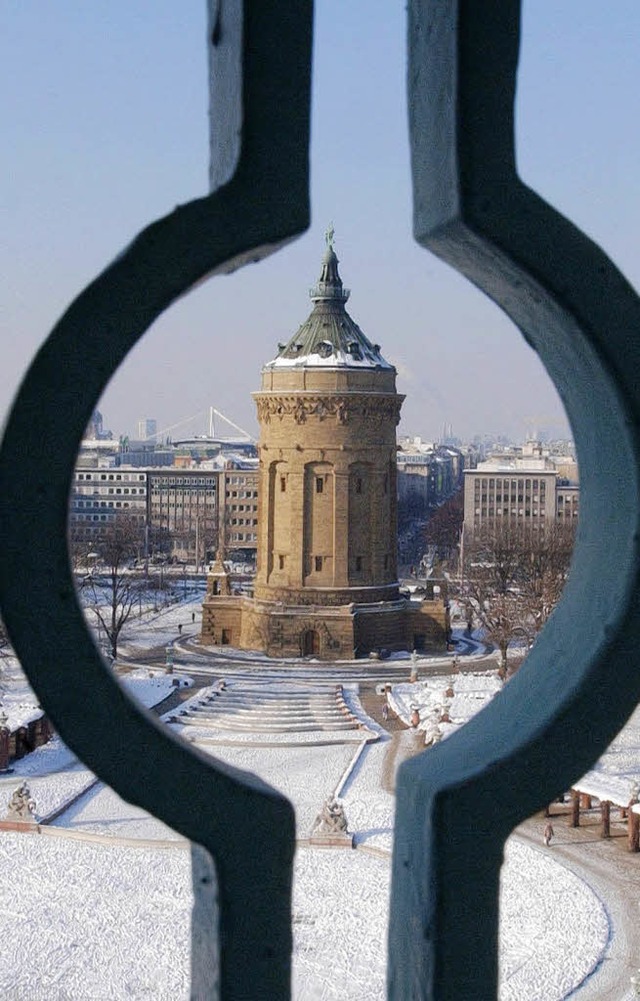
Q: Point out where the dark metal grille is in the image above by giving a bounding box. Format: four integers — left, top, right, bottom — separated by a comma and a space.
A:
2, 3, 640, 998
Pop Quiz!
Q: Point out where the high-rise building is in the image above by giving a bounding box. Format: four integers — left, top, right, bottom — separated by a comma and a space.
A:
201, 237, 448, 658
137, 418, 157, 443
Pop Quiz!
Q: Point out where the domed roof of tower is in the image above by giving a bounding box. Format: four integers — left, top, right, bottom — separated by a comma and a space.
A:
265, 233, 394, 371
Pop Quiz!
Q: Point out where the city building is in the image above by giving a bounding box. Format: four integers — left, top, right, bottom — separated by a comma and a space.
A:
556, 484, 580, 523
463, 440, 579, 534
147, 468, 219, 565
69, 467, 148, 541
396, 437, 464, 517
84, 409, 113, 441
147, 462, 259, 563
137, 418, 157, 443
201, 238, 448, 658
69, 461, 258, 561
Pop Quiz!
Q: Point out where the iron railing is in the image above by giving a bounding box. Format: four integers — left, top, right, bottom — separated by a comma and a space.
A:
2, 2, 640, 998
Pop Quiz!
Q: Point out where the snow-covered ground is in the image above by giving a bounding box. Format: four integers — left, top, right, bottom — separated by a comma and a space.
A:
499, 841, 609, 1001
390, 671, 503, 744
0, 602, 623, 999
0, 832, 192, 1000
0, 820, 609, 1000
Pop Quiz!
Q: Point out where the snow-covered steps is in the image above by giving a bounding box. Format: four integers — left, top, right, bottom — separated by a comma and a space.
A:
164, 680, 368, 739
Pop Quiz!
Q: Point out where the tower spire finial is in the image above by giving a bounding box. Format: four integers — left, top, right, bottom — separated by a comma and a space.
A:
325, 222, 335, 250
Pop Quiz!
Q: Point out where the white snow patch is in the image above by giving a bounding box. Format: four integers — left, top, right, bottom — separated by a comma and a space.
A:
0, 834, 608, 1000
499, 841, 609, 1000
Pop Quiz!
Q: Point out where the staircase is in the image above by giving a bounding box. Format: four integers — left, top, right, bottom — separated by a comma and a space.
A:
170, 682, 362, 735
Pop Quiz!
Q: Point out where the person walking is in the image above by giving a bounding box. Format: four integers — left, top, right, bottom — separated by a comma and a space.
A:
543, 822, 554, 847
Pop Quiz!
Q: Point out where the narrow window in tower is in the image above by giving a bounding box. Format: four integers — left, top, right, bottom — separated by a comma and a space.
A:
355, 556, 362, 572
316, 477, 324, 494
384, 555, 389, 570
383, 475, 388, 494
355, 478, 363, 494
280, 476, 286, 492
279, 555, 285, 570
315, 556, 322, 572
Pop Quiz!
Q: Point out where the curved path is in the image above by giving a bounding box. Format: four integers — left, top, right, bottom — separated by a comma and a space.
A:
516, 810, 640, 1000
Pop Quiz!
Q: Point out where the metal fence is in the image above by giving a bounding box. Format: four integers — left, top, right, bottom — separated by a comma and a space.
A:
2, 3, 640, 998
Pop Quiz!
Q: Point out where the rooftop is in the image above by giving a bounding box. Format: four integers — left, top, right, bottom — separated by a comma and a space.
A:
264, 232, 394, 372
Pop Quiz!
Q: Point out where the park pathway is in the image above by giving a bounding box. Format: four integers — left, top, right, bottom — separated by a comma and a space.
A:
516, 806, 640, 1000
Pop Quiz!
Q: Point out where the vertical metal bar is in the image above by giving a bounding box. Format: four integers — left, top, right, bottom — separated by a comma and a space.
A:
0, 3, 313, 997
391, 2, 640, 995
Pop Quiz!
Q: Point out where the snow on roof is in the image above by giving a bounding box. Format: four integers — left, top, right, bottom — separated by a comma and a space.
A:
0, 656, 43, 730
574, 773, 638, 808
573, 703, 640, 806
266, 346, 394, 371
264, 241, 394, 372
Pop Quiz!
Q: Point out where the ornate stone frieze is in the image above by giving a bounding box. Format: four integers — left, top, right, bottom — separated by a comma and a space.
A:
254, 394, 402, 427
253, 583, 399, 606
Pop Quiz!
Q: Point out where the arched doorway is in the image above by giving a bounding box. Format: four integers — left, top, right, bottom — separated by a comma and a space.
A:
302, 629, 320, 656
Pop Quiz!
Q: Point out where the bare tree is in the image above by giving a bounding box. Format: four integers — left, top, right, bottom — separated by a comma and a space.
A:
462, 524, 525, 675
461, 521, 575, 675
424, 488, 464, 564
68, 531, 98, 578
520, 521, 576, 632
83, 515, 146, 661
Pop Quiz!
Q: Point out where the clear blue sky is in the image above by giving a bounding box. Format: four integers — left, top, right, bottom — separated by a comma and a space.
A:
2, 2, 639, 444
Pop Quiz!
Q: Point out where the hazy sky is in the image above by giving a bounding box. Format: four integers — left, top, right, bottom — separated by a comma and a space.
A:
3, 3, 640, 445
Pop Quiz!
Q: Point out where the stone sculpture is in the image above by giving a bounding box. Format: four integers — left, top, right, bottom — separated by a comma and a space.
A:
312, 797, 349, 837
6, 781, 37, 822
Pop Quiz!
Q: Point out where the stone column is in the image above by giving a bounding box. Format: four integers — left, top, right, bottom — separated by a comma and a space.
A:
332, 466, 350, 587
254, 455, 272, 587
570, 789, 580, 827
369, 468, 384, 580
628, 810, 640, 853
288, 461, 305, 588
601, 800, 611, 838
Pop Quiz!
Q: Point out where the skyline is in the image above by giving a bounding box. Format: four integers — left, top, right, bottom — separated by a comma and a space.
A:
3, 3, 640, 444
